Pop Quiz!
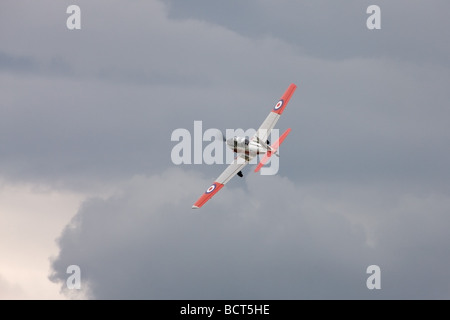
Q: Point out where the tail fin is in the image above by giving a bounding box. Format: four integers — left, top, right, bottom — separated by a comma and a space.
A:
254, 128, 291, 173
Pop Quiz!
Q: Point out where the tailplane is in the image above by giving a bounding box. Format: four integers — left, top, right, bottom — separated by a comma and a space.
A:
254, 128, 291, 172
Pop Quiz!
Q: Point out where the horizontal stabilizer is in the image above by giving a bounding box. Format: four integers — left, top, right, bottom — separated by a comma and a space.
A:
254, 128, 291, 173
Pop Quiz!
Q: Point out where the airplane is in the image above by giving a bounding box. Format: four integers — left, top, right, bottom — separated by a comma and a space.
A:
192, 83, 297, 209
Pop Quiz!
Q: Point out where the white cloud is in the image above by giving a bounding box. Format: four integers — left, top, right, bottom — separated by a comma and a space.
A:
0, 275, 26, 300
0, 182, 86, 299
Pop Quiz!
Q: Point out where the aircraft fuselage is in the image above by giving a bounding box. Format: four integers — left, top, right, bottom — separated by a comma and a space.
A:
226, 136, 267, 157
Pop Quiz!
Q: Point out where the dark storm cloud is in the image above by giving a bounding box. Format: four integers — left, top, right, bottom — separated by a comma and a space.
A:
49, 169, 372, 299
49, 169, 450, 299
166, 0, 450, 65
373, 195, 450, 299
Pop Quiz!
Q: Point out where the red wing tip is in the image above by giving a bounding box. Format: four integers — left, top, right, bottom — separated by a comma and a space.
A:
192, 205, 199, 209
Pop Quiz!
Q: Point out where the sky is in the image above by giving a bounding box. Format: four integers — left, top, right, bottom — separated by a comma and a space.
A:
1, 0, 450, 299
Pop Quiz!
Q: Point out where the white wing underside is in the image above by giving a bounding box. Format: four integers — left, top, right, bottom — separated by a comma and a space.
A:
216, 155, 249, 185
253, 112, 281, 144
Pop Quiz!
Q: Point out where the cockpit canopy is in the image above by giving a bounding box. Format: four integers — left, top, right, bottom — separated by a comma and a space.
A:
235, 137, 250, 145
227, 136, 251, 147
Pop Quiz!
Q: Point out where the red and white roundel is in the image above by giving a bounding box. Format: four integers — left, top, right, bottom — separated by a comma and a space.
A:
205, 183, 217, 194
274, 99, 284, 110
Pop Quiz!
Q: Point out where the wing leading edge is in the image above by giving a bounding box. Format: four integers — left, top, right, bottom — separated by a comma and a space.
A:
192, 157, 248, 209
253, 83, 297, 144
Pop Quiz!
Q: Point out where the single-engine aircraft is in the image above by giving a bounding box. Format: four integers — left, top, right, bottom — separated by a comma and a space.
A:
192, 83, 297, 209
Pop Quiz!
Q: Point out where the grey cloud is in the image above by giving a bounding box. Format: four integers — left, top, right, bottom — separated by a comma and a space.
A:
3, 39, 450, 191
49, 168, 450, 299
0, 51, 74, 78
49, 169, 370, 299
166, 0, 450, 65
1, 0, 449, 195
0, 52, 38, 73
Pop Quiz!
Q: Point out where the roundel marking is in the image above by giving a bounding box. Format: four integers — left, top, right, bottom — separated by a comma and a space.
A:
205, 183, 217, 194
274, 99, 284, 110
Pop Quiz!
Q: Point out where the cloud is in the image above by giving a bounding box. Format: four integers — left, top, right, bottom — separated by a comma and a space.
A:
0, 52, 38, 73
2, 0, 450, 299
0, 182, 84, 299
49, 168, 450, 299
166, 0, 450, 65
49, 168, 369, 299
373, 193, 450, 299
1, 0, 450, 193
0, 275, 26, 299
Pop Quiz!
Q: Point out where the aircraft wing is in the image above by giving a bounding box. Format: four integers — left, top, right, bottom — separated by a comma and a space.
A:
253, 83, 297, 144
192, 156, 248, 209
